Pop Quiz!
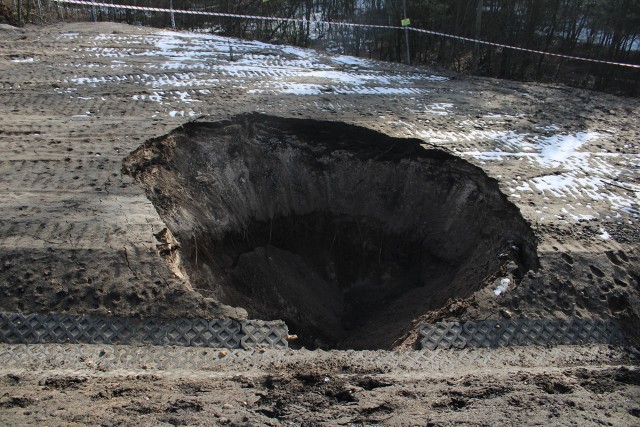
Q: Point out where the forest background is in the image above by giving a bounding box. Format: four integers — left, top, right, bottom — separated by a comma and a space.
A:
2, 0, 639, 94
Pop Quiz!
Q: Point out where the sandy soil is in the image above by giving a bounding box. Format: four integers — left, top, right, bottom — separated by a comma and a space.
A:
3, 366, 640, 426
0, 21, 639, 424
1, 344, 639, 426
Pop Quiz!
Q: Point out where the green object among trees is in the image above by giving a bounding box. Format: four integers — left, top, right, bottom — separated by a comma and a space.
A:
401, 18, 410, 26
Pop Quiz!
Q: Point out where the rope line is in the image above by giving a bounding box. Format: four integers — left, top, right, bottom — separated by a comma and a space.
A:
53, 0, 640, 69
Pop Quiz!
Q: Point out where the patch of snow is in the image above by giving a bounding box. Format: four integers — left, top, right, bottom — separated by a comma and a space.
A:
537, 132, 600, 167
537, 124, 560, 132
424, 103, 454, 116
249, 82, 424, 96
514, 182, 533, 192
69, 31, 445, 99
306, 70, 388, 85
493, 278, 511, 296
332, 55, 371, 66
424, 75, 449, 82
571, 214, 595, 221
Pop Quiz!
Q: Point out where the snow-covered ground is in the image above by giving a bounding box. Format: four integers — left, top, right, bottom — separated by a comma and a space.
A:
55, 29, 640, 226
65, 31, 446, 96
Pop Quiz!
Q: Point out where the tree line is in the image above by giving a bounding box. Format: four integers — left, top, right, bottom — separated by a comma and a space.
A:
2, 0, 639, 94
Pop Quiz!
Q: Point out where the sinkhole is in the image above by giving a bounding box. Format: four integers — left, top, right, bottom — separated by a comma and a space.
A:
123, 114, 539, 350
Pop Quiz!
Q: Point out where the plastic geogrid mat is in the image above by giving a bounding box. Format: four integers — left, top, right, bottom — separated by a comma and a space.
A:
420, 318, 625, 350
0, 312, 288, 349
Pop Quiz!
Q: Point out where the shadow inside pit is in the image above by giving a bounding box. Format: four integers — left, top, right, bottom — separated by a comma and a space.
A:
123, 113, 539, 350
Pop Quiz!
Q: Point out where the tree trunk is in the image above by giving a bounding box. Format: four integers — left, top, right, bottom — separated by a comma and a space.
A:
472, 0, 482, 74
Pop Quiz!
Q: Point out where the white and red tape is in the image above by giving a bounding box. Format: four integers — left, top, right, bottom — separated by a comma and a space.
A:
53, 0, 640, 69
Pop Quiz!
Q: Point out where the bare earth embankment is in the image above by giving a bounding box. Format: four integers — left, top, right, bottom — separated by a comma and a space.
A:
0, 22, 639, 425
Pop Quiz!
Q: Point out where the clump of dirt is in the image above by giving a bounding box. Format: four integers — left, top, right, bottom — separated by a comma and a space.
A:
255, 371, 395, 421
572, 366, 640, 394
123, 113, 539, 349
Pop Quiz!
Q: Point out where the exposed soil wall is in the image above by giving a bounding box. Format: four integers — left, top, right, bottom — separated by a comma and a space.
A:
123, 114, 539, 349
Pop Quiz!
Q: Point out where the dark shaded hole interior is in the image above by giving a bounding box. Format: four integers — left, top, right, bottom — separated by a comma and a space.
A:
124, 113, 539, 350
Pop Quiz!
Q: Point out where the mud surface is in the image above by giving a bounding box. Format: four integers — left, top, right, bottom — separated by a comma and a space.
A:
3, 368, 640, 426
0, 21, 639, 424
0, 344, 639, 426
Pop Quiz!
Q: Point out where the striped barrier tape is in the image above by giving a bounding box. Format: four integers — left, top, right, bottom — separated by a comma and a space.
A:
53, 0, 640, 69
410, 27, 640, 69
54, 0, 397, 29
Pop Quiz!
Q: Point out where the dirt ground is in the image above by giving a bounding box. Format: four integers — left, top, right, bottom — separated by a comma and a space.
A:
0, 21, 639, 425
1, 344, 639, 426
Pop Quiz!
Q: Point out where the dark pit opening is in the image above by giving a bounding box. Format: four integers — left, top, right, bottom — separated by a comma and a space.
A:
123, 114, 539, 350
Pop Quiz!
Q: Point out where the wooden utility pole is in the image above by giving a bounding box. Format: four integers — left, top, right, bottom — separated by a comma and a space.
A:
403, 0, 410, 65
91, 0, 97, 22
170, 0, 176, 28
17, 0, 23, 26
472, 0, 483, 74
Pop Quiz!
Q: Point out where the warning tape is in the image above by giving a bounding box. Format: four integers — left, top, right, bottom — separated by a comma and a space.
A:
53, 0, 640, 69
53, 0, 395, 28
410, 27, 640, 69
